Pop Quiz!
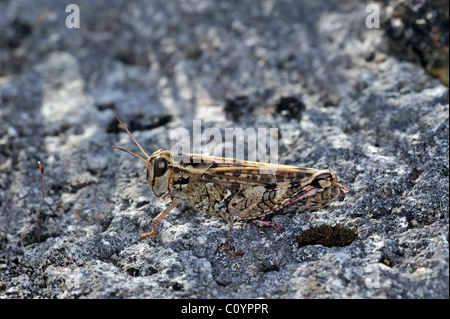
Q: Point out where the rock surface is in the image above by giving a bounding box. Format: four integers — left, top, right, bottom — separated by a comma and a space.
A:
0, 0, 448, 298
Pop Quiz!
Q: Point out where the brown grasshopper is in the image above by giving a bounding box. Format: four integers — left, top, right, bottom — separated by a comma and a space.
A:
112, 116, 349, 256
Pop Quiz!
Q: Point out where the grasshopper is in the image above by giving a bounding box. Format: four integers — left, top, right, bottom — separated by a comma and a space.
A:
112, 116, 349, 256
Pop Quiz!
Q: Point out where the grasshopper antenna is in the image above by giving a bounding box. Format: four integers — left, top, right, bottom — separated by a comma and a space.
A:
112, 115, 151, 164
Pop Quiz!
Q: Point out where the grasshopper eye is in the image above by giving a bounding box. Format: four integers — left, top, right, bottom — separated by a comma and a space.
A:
153, 157, 168, 177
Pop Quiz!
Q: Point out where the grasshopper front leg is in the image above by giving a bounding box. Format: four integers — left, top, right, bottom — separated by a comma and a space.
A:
140, 198, 179, 238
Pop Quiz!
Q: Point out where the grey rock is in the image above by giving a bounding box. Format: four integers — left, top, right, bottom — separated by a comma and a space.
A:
0, 0, 448, 299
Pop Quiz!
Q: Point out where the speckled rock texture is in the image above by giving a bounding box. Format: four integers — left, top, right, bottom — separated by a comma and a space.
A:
0, 0, 448, 298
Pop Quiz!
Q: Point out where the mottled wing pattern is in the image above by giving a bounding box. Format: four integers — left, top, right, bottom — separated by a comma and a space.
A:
199, 158, 319, 219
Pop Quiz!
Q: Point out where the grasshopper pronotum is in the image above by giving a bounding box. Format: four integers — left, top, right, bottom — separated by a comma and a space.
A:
112, 116, 349, 256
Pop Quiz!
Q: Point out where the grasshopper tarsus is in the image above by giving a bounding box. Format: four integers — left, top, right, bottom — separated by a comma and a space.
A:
219, 242, 244, 257
252, 219, 285, 232
228, 249, 244, 258
139, 232, 156, 239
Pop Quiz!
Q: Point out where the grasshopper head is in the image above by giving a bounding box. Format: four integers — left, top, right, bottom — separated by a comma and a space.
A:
112, 115, 174, 198
310, 170, 349, 199
146, 149, 173, 197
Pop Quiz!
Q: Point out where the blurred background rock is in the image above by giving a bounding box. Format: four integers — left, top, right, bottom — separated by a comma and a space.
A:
0, 0, 448, 299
